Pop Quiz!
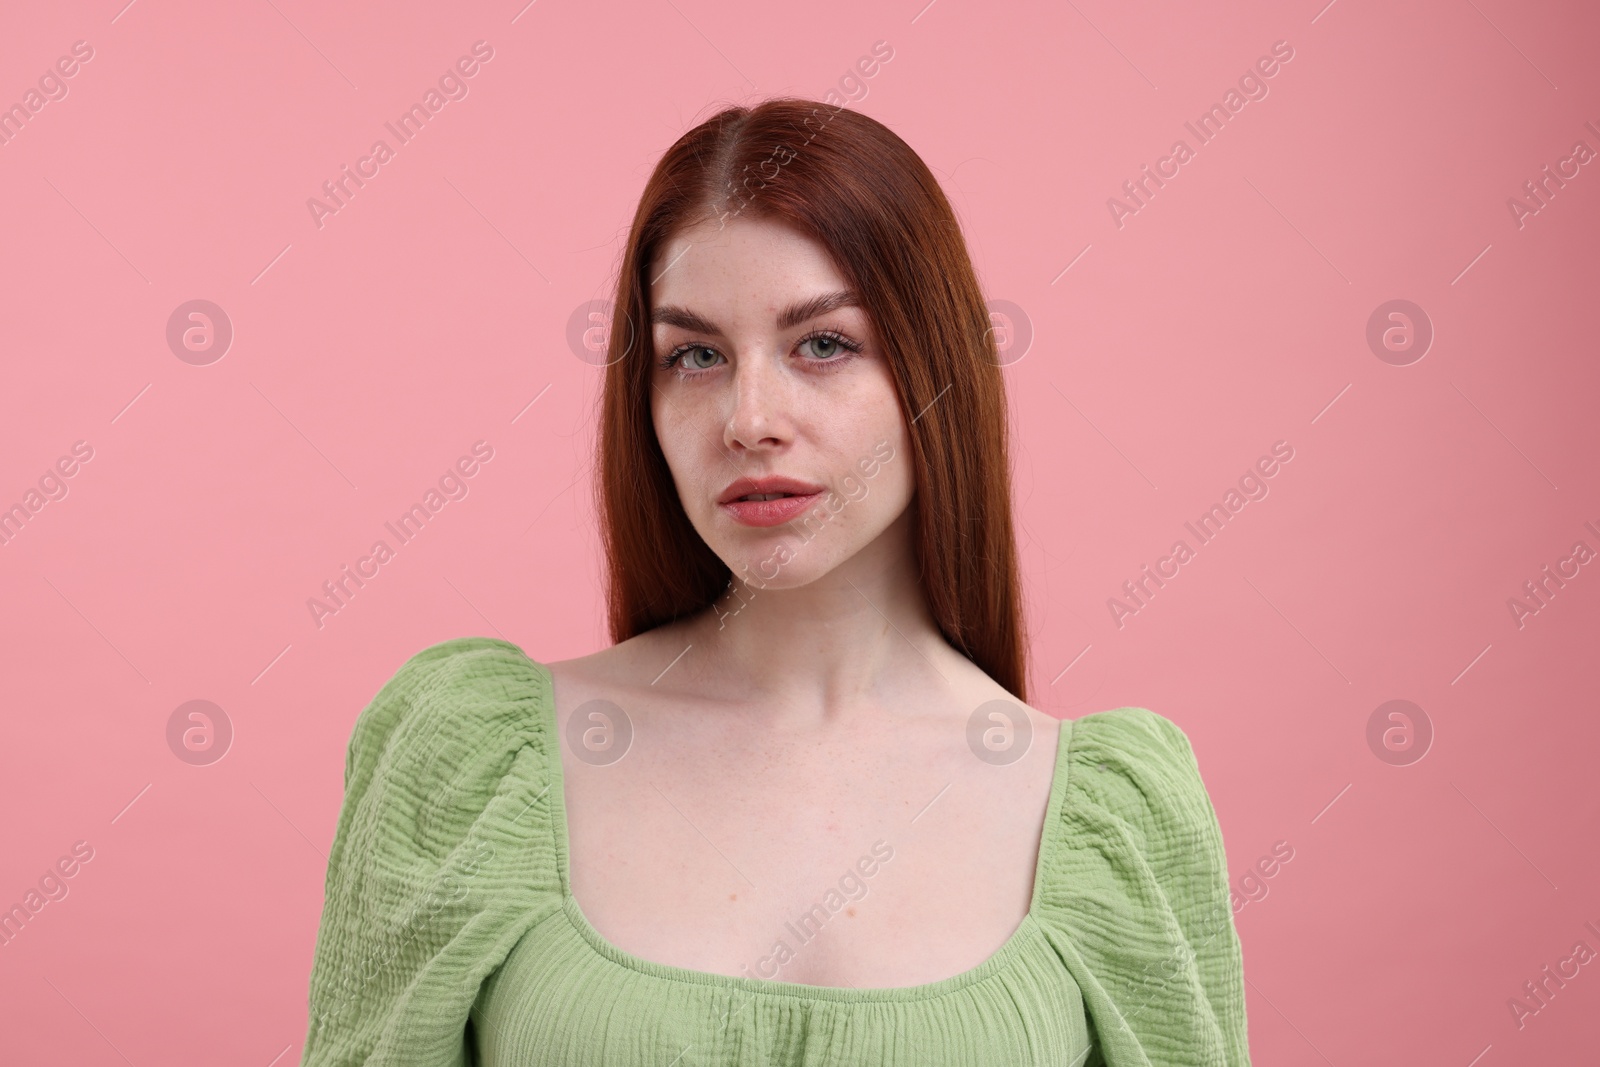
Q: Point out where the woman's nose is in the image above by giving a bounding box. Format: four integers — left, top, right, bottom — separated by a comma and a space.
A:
723, 353, 790, 450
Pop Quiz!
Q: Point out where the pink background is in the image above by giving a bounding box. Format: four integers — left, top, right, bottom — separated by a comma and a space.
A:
2, 0, 1597, 1063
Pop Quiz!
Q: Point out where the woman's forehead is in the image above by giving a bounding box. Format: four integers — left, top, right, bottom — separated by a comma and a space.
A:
649, 235, 854, 328
652, 217, 836, 280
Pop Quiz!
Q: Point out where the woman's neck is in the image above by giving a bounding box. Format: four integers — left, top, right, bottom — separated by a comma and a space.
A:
663, 522, 973, 731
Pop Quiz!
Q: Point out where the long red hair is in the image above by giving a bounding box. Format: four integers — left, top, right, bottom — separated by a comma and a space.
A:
596, 98, 1030, 702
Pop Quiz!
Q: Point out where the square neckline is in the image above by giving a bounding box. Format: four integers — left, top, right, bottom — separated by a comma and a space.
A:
525, 653, 1077, 1004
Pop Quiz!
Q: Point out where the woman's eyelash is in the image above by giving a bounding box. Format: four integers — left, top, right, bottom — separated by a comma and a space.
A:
656, 330, 864, 375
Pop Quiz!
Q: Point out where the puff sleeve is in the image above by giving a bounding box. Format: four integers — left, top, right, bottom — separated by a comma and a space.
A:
297, 637, 562, 1067
1034, 708, 1250, 1066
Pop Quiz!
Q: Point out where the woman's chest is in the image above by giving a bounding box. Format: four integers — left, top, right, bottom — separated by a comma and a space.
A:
558, 719, 1060, 989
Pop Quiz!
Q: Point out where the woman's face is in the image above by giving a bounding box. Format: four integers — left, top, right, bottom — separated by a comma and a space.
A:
648, 215, 914, 592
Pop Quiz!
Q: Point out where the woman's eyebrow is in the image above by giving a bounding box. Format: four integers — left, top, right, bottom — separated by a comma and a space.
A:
650, 289, 861, 333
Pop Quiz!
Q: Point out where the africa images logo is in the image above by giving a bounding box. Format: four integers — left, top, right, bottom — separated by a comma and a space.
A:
306, 41, 495, 230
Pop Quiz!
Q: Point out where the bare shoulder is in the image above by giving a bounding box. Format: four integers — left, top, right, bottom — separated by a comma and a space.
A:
943, 655, 1064, 760
541, 623, 695, 716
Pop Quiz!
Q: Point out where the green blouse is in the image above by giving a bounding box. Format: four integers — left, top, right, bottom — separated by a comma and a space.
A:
298, 637, 1250, 1066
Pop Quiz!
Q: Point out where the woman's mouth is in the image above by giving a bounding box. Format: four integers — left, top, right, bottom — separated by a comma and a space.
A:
719, 491, 822, 527
715, 475, 827, 526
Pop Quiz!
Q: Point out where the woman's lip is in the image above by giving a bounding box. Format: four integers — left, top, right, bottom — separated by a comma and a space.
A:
718, 492, 822, 527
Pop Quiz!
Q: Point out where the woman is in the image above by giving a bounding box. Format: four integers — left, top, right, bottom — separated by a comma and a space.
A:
299, 97, 1250, 1066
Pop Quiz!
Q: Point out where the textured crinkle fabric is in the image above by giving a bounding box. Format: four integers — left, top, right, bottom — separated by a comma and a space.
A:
297, 636, 1249, 1067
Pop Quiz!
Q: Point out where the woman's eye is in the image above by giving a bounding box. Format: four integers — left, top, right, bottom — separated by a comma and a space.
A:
660, 331, 861, 377
802, 335, 841, 359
